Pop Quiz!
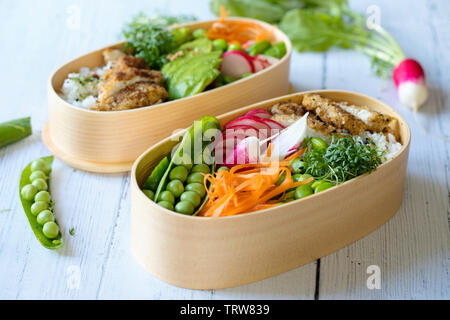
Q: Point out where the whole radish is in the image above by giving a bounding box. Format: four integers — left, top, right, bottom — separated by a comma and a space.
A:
393, 58, 428, 110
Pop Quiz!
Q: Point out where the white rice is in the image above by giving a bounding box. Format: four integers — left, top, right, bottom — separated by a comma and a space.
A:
362, 132, 402, 162
60, 64, 109, 108
338, 103, 373, 123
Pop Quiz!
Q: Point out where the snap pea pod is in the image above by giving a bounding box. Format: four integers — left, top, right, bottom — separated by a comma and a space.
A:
143, 156, 169, 192
19, 156, 63, 249
154, 116, 220, 202
0, 117, 32, 148
263, 42, 287, 59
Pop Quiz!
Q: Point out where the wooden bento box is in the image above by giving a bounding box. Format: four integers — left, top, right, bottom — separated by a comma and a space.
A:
130, 90, 411, 289
43, 18, 292, 173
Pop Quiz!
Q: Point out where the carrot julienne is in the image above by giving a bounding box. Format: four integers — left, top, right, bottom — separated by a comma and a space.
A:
199, 148, 311, 217
207, 5, 274, 45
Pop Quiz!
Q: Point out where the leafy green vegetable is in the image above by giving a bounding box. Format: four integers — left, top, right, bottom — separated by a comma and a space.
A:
210, 0, 406, 77
0, 117, 32, 148
162, 51, 222, 99
19, 156, 63, 250
301, 134, 382, 183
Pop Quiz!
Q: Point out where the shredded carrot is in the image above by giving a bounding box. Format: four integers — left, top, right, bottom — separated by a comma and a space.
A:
198, 157, 310, 217
207, 5, 273, 45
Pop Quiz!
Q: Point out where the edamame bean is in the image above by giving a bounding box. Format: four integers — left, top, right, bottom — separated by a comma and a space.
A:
42, 221, 59, 239
228, 42, 242, 51
32, 178, 48, 191
31, 201, 48, 216
311, 137, 328, 151
204, 121, 219, 131
293, 174, 314, 186
247, 40, 271, 56
21, 184, 37, 201
217, 166, 229, 172
35, 191, 51, 203
290, 158, 306, 174
295, 185, 314, 199
169, 166, 189, 183
187, 172, 204, 184
142, 189, 155, 201
213, 38, 228, 51
175, 201, 195, 215
311, 180, 323, 189
185, 183, 206, 198
29, 170, 46, 182
157, 201, 174, 211
158, 190, 175, 205
181, 162, 193, 170
36, 210, 54, 225
191, 164, 210, 174
30, 159, 48, 173
193, 28, 207, 38
166, 180, 184, 198
180, 191, 201, 208
314, 182, 334, 193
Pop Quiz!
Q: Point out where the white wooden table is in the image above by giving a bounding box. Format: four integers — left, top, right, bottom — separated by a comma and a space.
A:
0, 0, 448, 300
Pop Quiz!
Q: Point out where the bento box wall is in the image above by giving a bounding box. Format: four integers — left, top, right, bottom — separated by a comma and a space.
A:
45, 18, 292, 173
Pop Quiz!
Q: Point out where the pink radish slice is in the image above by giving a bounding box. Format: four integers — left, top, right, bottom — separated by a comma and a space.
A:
220, 50, 255, 78
224, 115, 271, 132
225, 136, 260, 167
252, 58, 266, 72
259, 118, 285, 130
393, 58, 428, 110
257, 54, 280, 66
245, 108, 272, 119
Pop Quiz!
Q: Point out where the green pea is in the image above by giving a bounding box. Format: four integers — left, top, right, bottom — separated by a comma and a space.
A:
172, 27, 191, 45
263, 41, 286, 59
228, 42, 242, 51
158, 191, 175, 205
21, 184, 37, 201
42, 221, 59, 239
185, 183, 206, 198
175, 201, 195, 215
32, 178, 48, 191
314, 182, 334, 193
180, 191, 201, 208
181, 162, 193, 170
142, 189, 155, 201
247, 40, 271, 56
311, 137, 328, 151
290, 158, 306, 174
169, 166, 189, 183
29, 170, 46, 182
187, 172, 204, 184
295, 185, 314, 199
30, 201, 49, 216
293, 174, 314, 186
284, 190, 296, 201
30, 159, 48, 173
166, 180, 184, 198
191, 164, 210, 174
213, 38, 228, 51
217, 166, 229, 172
193, 28, 207, 38
36, 210, 54, 225
157, 201, 174, 211
35, 191, 51, 203
204, 121, 219, 131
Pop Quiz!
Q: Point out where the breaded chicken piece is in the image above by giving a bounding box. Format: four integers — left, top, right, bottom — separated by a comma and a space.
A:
91, 53, 168, 111
302, 94, 369, 136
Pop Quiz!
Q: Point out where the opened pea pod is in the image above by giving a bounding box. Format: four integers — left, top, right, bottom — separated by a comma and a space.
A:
19, 156, 63, 249
141, 116, 221, 216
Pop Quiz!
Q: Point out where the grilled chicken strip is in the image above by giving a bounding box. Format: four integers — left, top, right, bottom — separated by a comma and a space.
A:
91, 53, 168, 111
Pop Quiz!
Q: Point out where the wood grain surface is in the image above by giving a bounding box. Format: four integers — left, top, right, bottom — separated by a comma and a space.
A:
0, 0, 448, 299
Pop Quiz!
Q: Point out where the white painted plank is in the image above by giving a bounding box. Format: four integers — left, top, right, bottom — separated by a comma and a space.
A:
318, 0, 450, 299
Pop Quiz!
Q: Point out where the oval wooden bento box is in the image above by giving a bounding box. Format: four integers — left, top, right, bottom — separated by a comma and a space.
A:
130, 90, 411, 289
43, 18, 292, 173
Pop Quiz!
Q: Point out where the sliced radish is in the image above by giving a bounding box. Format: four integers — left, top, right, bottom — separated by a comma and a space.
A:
259, 118, 285, 130
252, 58, 266, 73
224, 115, 271, 132
225, 136, 260, 167
220, 50, 255, 78
256, 54, 280, 66
245, 108, 272, 119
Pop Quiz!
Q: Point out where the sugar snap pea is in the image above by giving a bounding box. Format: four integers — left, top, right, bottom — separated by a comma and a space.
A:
19, 156, 63, 249
0, 117, 32, 148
